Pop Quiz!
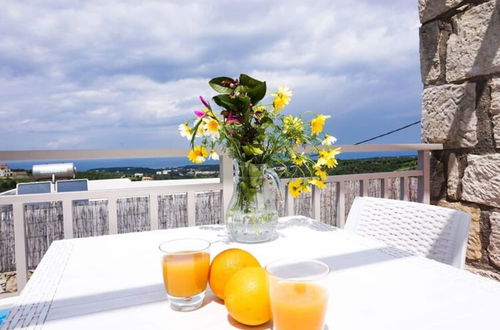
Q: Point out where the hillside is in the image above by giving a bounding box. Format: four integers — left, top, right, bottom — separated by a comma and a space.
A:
0, 156, 417, 193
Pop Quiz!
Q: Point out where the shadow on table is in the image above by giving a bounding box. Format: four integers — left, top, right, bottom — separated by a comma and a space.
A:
198, 216, 337, 245
318, 246, 413, 271
276, 216, 336, 232
227, 315, 272, 329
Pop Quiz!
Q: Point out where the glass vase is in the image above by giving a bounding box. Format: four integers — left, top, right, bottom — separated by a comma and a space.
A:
225, 161, 283, 243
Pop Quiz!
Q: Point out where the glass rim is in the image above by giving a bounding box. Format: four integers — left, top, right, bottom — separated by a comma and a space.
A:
265, 258, 330, 281
158, 238, 211, 254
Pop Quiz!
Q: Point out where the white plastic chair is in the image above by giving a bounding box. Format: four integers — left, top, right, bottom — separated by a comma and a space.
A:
345, 197, 471, 268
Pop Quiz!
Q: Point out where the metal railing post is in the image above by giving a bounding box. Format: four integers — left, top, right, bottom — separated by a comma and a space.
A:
312, 186, 321, 220
361, 179, 368, 197
418, 150, 431, 204
62, 199, 74, 239
186, 191, 196, 226
400, 176, 410, 201
12, 202, 28, 292
336, 181, 346, 228
286, 184, 294, 216
108, 198, 118, 234
149, 192, 159, 230
382, 178, 389, 198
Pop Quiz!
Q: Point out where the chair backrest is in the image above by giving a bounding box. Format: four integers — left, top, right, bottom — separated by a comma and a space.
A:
345, 197, 471, 269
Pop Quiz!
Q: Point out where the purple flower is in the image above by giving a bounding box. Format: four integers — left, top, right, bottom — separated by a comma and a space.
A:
226, 112, 240, 124
194, 110, 205, 117
199, 96, 211, 109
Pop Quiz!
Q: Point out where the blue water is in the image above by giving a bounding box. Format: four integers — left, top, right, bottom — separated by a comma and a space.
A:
4, 151, 416, 171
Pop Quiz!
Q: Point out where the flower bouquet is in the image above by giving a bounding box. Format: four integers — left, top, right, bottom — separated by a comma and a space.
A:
179, 74, 339, 242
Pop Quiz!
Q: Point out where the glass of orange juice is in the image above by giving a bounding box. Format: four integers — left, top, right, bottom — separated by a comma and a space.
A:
266, 259, 330, 330
159, 238, 211, 311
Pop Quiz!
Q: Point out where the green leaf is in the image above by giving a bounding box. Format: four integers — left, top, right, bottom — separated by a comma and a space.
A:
235, 85, 249, 94
259, 116, 273, 128
239, 74, 263, 88
248, 163, 260, 177
247, 82, 267, 104
209, 77, 234, 94
213, 95, 235, 110
237, 94, 251, 109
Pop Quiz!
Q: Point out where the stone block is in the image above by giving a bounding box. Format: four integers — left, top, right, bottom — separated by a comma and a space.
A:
437, 200, 482, 260
420, 21, 442, 84
422, 83, 477, 148
488, 211, 500, 267
446, 0, 500, 82
419, 0, 464, 23
491, 78, 500, 146
430, 153, 446, 200
462, 154, 500, 208
447, 153, 461, 200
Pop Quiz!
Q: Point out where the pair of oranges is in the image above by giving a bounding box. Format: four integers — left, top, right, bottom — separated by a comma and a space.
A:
209, 248, 270, 326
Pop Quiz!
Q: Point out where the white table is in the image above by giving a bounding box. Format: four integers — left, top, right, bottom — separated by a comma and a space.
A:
3, 217, 499, 330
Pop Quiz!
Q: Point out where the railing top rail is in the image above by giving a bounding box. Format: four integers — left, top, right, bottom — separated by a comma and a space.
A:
0, 144, 442, 161
0, 181, 223, 204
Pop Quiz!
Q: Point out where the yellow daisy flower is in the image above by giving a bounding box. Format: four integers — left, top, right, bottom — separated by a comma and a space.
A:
289, 179, 303, 198
309, 178, 326, 189
271, 86, 293, 112
301, 180, 311, 194
283, 115, 304, 137
317, 148, 341, 168
291, 152, 307, 166
188, 146, 208, 164
204, 118, 220, 139
315, 168, 328, 180
252, 105, 266, 120
310, 114, 331, 135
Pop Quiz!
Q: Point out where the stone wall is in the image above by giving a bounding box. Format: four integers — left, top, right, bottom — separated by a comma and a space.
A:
419, 0, 500, 280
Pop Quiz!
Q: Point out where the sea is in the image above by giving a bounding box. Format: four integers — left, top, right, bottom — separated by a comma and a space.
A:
4, 151, 417, 171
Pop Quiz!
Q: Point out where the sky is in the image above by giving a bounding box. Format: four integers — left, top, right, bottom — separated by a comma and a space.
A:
0, 0, 422, 151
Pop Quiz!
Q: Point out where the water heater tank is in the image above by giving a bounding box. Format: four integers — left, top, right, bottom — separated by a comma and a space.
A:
32, 163, 76, 181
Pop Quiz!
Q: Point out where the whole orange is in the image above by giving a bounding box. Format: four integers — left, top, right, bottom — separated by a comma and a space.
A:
209, 248, 260, 300
224, 266, 271, 326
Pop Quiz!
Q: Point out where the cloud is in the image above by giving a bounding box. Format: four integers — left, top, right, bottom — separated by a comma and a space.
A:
0, 0, 421, 150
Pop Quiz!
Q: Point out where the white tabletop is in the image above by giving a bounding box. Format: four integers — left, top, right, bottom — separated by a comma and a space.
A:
3, 217, 499, 330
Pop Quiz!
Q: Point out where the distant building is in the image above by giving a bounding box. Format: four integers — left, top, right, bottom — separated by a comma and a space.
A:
0, 164, 12, 177
195, 170, 218, 176
12, 171, 29, 178
134, 173, 144, 178
142, 176, 153, 181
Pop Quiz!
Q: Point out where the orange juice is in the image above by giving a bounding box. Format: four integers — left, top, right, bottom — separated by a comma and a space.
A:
162, 251, 210, 297
270, 282, 328, 330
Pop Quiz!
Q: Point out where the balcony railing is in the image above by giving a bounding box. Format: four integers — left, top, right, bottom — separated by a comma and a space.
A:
0, 143, 442, 294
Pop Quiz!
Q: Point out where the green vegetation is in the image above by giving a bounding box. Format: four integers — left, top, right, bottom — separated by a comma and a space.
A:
329, 156, 417, 175
0, 178, 32, 192
0, 157, 417, 193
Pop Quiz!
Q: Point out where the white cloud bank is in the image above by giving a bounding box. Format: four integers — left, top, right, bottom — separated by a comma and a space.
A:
0, 0, 421, 150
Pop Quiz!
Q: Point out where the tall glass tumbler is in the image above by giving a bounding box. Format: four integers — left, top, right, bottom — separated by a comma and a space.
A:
159, 238, 211, 311
266, 259, 330, 330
